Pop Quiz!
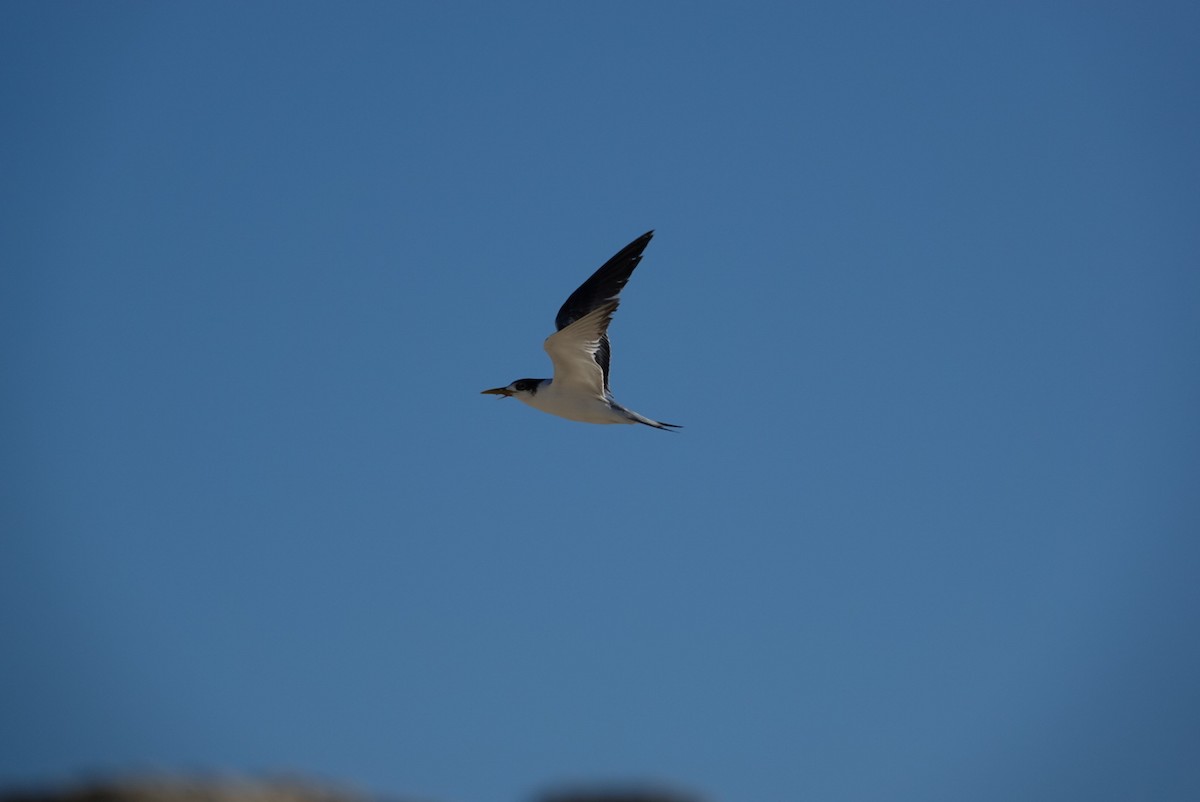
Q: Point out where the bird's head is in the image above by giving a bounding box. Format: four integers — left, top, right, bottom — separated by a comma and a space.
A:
481, 378, 543, 399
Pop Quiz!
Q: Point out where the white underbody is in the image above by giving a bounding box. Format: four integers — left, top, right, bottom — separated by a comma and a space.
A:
517, 380, 636, 424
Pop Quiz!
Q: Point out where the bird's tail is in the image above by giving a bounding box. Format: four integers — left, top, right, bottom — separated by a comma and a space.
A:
616, 404, 682, 431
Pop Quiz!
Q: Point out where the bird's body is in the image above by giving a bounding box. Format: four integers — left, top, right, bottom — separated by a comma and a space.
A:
482, 231, 680, 430
504, 378, 639, 425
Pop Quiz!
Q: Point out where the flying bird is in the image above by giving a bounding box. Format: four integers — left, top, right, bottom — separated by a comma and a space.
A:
482, 230, 680, 430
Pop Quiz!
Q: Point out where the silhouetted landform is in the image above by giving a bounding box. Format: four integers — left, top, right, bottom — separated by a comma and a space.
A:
0, 778, 381, 802
0, 778, 704, 802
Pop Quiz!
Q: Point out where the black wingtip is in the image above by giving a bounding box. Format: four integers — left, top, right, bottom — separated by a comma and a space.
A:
554, 230, 657, 334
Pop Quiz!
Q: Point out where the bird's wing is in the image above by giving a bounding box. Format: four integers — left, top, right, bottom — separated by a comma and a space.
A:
544, 300, 619, 397
554, 230, 654, 390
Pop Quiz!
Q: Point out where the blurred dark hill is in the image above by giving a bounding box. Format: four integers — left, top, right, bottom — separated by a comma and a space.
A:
0, 779, 382, 802
0, 778, 703, 802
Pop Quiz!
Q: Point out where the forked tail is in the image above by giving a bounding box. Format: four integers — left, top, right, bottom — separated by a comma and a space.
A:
614, 403, 682, 431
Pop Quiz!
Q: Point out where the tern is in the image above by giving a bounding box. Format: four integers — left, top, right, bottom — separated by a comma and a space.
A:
482, 230, 680, 430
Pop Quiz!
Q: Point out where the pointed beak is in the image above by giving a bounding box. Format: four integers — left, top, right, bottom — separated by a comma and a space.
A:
481, 387, 513, 397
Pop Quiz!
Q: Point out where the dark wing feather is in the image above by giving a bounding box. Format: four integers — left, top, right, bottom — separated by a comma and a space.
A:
553, 230, 654, 390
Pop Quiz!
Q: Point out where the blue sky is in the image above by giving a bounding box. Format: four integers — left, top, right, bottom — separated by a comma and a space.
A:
3, 3, 1198, 802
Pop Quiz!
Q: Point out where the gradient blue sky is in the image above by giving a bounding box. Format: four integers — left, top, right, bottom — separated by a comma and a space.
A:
3, 3, 1199, 802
